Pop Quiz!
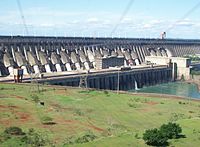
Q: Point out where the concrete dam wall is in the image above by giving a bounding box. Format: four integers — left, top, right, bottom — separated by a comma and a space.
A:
0, 36, 200, 77
0, 36, 199, 90
37, 66, 172, 91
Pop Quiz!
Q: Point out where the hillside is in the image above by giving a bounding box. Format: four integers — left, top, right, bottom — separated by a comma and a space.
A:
0, 83, 200, 147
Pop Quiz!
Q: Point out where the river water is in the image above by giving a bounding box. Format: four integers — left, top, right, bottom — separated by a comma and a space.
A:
131, 82, 200, 99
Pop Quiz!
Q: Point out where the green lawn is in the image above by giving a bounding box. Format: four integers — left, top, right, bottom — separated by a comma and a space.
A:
0, 83, 200, 147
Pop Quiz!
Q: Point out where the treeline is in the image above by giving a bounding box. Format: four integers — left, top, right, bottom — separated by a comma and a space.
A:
191, 70, 200, 75
184, 55, 200, 61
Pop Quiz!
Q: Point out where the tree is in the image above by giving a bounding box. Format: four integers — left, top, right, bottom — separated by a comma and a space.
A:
160, 122, 182, 139
143, 123, 183, 146
143, 128, 168, 146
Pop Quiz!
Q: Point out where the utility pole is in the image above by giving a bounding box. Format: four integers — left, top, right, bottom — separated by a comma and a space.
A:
117, 69, 120, 94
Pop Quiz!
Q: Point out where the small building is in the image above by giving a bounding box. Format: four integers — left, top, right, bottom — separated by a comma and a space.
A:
145, 56, 191, 80
95, 56, 124, 69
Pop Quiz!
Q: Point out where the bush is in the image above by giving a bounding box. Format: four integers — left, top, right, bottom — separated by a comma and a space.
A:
169, 113, 186, 122
21, 128, 50, 147
63, 131, 97, 145
143, 128, 168, 146
31, 94, 40, 103
160, 122, 182, 139
74, 108, 84, 116
0, 127, 25, 144
63, 136, 76, 145
75, 131, 97, 144
134, 133, 140, 139
4, 126, 25, 136
104, 90, 109, 95
41, 116, 55, 125
1, 127, 51, 146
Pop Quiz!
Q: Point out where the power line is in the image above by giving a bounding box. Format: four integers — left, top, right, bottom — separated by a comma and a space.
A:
16, 0, 29, 35
110, 0, 135, 37
165, 1, 200, 33
146, 1, 200, 51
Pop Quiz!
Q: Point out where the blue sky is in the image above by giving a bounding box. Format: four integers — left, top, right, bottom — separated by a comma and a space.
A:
0, 0, 200, 39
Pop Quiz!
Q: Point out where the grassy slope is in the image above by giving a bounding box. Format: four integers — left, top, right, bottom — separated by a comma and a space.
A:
0, 83, 200, 147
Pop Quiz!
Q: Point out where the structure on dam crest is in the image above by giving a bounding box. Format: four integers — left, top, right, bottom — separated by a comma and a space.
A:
0, 36, 200, 90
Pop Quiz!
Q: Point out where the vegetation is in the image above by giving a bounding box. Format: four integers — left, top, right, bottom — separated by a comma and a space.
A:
21, 128, 51, 147
143, 128, 168, 146
0, 83, 200, 146
184, 54, 200, 61
75, 131, 97, 144
143, 122, 183, 146
40, 116, 55, 125
160, 122, 182, 139
4, 126, 25, 136
30, 94, 40, 103
0, 127, 51, 147
191, 69, 200, 75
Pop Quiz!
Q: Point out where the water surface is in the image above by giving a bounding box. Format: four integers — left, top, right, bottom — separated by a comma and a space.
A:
131, 82, 200, 99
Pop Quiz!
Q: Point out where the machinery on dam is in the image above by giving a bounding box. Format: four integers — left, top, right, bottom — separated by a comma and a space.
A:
0, 36, 199, 90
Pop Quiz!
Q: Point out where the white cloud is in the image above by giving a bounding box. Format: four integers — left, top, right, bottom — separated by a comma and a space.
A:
0, 6, 200, 38
86, 17, 99, 23
121, 17, 133, 24
176, 20, 195, 27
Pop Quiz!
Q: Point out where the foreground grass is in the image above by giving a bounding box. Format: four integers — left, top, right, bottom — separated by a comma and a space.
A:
0, 83, 200, 146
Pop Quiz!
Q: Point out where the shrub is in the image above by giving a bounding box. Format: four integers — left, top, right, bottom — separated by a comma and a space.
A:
169, 113, 186, 121
21, 128, 50, 147
188, 110, 194, 113
75, 131, 97, 144
160, 122, 182, 139
143, 128, 168, 146
134, 133, 140, 139
104, 90, 109, 95
0, 87, 4, 90
63, 131, 97, 145
63, 136, 76, 145
128, 103, 139, 108
41, 116, 55, 125
74, 109, 84, 116
31, 94, 40, 103
4, 126, 25, 136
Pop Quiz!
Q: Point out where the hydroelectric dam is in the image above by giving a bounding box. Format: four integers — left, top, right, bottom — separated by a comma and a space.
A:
0, 36, 200, 90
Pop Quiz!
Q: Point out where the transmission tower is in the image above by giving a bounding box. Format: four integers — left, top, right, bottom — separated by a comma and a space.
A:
29, 72, 41, 93
79, 72, 88, 89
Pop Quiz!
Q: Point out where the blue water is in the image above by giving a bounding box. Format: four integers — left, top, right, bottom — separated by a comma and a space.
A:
131, 82, 200, 99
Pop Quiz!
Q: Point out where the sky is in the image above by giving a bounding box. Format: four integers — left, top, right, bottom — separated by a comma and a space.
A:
0, 0, 200, 39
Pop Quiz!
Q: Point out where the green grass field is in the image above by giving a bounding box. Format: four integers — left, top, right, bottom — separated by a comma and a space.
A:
0, 83, 200, 147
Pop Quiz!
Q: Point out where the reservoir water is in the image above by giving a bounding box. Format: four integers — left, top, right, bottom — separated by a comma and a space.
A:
131, 82, 200, 99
